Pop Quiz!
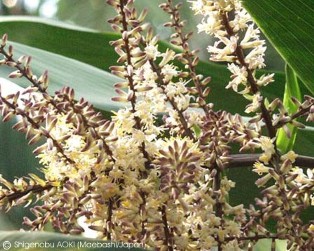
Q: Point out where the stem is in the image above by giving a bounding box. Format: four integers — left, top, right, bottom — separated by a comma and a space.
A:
64, 174, 95, 232
118, 0, 151, 169
106, 198, 113, 240
0, 183, 53, 203
0, 46, 60, 112
224, 233, 279, 242
161, 205, 173, 251
139, 192, 147, 240
0, 96, 74, 164
1, 45, 115, 164
65, 96, 116, 163
148, 60, 195, 140
221, 13, 277, 139
119, 1, 139, 114
227, 153, 314, 168
165, 0, 211, 117
213, 166, 223, 251
274, 103, 314, 129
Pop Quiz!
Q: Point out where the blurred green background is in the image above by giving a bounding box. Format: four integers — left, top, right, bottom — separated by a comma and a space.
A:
0, 0, 284, 70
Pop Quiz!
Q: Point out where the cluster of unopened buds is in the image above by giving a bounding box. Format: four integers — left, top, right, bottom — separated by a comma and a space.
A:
0, 0, 313, 250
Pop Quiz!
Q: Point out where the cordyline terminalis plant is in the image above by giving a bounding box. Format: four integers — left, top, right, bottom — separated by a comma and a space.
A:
0, 0, 314, 250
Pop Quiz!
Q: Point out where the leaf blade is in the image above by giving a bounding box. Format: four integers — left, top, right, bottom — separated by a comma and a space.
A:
276, 64, 301, 153
0, 17, 288, 114
0, 41, 121, 112
242, 0, 314, 94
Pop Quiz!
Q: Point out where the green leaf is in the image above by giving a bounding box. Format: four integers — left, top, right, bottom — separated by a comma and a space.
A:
0, 41, 120, 112
0, 231, 146, 251
0, 16, 119, 71
253, 239, 287, 251
56, 0, 115, 32
242, 0, 314, 94
0, 119, 39, 229
0, 17, 287, 114
276, 64, 301, 153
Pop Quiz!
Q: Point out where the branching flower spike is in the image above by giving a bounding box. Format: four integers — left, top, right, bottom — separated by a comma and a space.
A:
0, 1, 313, 251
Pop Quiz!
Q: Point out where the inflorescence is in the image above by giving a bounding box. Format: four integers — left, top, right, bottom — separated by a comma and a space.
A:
0, 0, 314, 250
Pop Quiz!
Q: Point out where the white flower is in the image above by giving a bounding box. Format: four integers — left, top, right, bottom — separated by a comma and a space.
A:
290, 167, 313, 185
132, 129, 146, 143
161, 64, 178, 82
65, 135, 85, 152
244, 45, 266, 69
133, 61, 157, 84
150, 88, 167, 113
307, 169, 314, 179
257, 136, 276, 164
112, 108, 135, 135
245, 93, 262, 113
186, 110, 203, 127
113, 137, 146, 170
144, 44, 160, 60
135, 100, 155, 123
253, 162, 270, 175
260, 136, 275, 153
174, 94, 191, 111
240, 24, 261, 48
208, 36, 238, 62
226, 63, 248, 92
159, 49, 176, 67
50, 114, 74, 140
165, 110, 180, 128
164, 81, 188, 98
223, 239, 243, 251
230, 8, 251, 31
188, 0, 215, 15
197, 12, 222, 35
165, 83, 177, 98
281, 150, 298, 163
256, 73, 274, 87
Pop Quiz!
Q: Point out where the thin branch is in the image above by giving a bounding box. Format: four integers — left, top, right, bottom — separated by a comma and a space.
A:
163, 0, 211, 117
106, 198, 114, 240
0, 183, 53, 203
221, 13, 277, 139
0, 45, 60, 112
0, 96, 74, 164
227, 153, 314, 168
213, 166, 223, 251
224, 233, 279, 242
161, 205, 173, 251
274, 103, 314, 129
148, 60, 195, 140
117, 0, 151, 168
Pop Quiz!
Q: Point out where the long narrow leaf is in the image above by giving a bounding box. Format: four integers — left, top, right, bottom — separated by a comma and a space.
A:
253, 239, 287, 251
0, 16, 288, 114
242, 0, 314, 94
0, 42, 121, 112
276, 64, 301, 153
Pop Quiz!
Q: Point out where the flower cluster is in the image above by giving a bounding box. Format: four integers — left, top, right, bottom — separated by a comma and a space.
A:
190, 0, 275, 119
0, 0, 313, 251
